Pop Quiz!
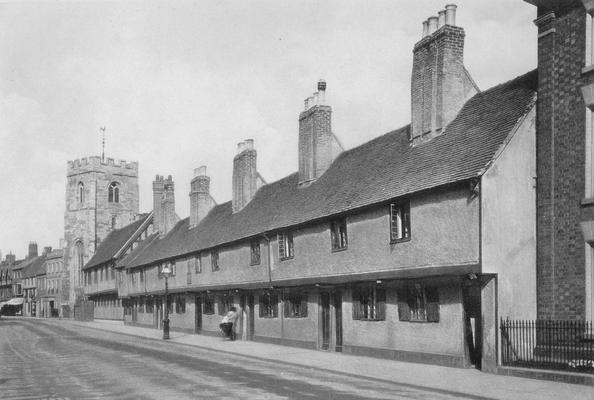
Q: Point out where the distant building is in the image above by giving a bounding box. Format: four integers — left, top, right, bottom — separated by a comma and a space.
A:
39, 248, 67, 318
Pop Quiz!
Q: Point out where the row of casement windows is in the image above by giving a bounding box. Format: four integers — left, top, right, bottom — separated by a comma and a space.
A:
85, 266, 116, 285
130, 201, 410, 279
124, 296, 186, 315
195, 284, 437, 322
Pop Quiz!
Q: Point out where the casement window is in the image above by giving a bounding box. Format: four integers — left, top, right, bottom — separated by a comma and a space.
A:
139, 269, 144, 283
278, 232, 294, 260
186, 266, 192, 285
218, 293, 232, 316
166, 297, 173, 314
259, 291, 279, 318
211, 250, 219, 271
390, 201, 411, 242
175, 296, 186, 314
108, 182, 120, 203
330, 219, 348, 251
203, 293, 215, 315
283, 292, 308, 318
194, 254, 202, 273
352, 285, 386, 321
397, 283, 439, 322
250, 240, 261, 265
110, 266, 115, 280
138, 297, 145, 313
93, 270, 98, 284
146, 298, 154, 313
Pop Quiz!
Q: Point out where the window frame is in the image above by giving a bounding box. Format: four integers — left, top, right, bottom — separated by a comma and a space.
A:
278, 232, 294, 260
389, 200, 411, 243
108, 182, 120, 203
211, 250, 219, 272
250, 240, 261, 265
78, 182, 85, 204
259, 291, 279, 318
194, 254, 202, 274
203, 293, 215, 315
283, 291, 308, 318
330, 218, 348, 251
397, 282, 440, 323
352, 284, 386, 321
175, 295, 186, 314
218, 293, 233, 316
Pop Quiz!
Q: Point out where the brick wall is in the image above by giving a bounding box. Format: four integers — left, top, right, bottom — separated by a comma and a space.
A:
298, 105, 332, 184
535, 4, 587, 320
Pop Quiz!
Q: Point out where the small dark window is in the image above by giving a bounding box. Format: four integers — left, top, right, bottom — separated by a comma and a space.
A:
352, 285, 386, 321
211, 250, 219, 271
278, 232, 294, 260
259, 291, 279, 318
397, 283, 439, 323
250, 240, 261, 265
194, 254, 202, 273
331, 219, 348, 251
390, 201, 411, 242
111, 216, 117, 230
175, 296, 186, 314
284, 291, 308, 318
218, 293, 232, 316
204, 293, 215, 314
108, 182, 120, 203
146, 298, 154, 313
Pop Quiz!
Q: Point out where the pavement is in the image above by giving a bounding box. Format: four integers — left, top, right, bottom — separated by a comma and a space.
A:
55, 317, 594, 400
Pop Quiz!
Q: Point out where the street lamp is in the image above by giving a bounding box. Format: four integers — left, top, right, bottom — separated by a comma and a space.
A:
161, 263, 172, 340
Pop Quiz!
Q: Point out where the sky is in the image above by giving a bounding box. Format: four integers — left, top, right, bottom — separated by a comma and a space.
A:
0, 0, 537, 259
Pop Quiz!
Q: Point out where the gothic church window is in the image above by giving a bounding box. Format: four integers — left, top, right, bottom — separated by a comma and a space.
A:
108, 182, 120, 203
78, 182, 84, 204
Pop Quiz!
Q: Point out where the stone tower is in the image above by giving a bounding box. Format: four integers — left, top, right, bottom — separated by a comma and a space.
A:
64, 156, 139, 308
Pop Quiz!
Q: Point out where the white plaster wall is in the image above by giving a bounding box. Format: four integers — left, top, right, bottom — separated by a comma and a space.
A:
482, 106, 537, 320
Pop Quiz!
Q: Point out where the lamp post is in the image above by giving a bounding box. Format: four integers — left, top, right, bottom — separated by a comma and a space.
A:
161, 263, 172, 340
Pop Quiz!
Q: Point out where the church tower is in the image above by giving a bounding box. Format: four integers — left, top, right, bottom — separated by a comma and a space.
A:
64, 156, 139, 309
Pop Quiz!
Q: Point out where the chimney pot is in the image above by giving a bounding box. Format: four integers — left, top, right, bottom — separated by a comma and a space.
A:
318, 80, 326, 105
237, 141, 246, 153
428, 16, 438, 34
438, 10, 446, 28
194, 165, 207, 177
445, 4, 457, 26
422, 20, 429, 37
245, 139, 254, 150
307, 96, 314, 109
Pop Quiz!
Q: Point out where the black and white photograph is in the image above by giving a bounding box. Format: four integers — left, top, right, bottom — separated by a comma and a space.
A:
0, 0, 593, 398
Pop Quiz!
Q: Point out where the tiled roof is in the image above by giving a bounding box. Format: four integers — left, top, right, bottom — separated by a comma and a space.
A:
21, 256, 47, 278
124, 70, 537, 269
84, 214, 150, 270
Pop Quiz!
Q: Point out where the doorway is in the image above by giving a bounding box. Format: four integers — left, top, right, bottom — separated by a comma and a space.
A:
334, 291, 343, 352
463, 282, 482, 368
321, 292, 331, 350
195, 296, 202, 333
242, 294, 255, 341
154, 298, 162, 329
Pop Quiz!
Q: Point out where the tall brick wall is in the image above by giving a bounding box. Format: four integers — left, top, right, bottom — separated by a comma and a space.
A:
534, 4, 587, 320
64, 156, 139, 308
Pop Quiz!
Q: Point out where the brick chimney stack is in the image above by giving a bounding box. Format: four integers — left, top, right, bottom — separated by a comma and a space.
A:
28, 242, 38, 259
5, 253, 15, 265
232, 139, 260, 213
410, 4, 478, 146
153, 175, 176, 237
162, 175, 176, 235
190, 165, 215, 227
298, 80, 343, 186
42, 246, 52, 256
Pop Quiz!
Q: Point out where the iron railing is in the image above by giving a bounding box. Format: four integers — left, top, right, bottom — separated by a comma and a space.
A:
500, 318, 594, 374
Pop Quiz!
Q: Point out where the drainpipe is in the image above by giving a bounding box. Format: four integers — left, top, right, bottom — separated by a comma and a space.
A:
262, 234, 273, 289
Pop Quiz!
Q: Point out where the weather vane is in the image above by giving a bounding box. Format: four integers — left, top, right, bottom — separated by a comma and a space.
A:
100, 126, 106, 162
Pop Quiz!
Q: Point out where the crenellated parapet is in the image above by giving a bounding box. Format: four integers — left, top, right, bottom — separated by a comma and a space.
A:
67, 156, 138, 177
